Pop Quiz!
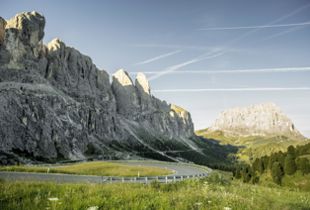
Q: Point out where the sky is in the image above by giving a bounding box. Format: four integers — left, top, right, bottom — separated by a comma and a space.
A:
1, 0, 310, 136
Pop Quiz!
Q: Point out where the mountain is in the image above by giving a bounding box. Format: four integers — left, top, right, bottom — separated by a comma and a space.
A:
0, 11, 235, 166
208, 102, 304, 139
196, 103, 308, 162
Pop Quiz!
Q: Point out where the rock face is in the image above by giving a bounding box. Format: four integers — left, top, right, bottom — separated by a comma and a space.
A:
2, 11, 46, 70
135, 72, 154, 112
112, 69, 140, 118
0, 17, 6, 45
0, 12, 209, 165
208, 103, 305, 139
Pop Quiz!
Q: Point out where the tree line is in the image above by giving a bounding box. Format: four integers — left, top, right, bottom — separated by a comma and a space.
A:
233, 143, 310, 185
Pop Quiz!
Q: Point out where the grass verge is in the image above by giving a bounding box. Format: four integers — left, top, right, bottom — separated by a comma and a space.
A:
0, 161, 173, 177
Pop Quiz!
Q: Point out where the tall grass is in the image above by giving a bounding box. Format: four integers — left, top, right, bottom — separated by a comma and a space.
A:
0, 172, 309, 210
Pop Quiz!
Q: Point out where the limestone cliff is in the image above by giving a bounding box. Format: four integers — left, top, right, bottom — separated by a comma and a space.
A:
208, 103, 305, 139
0, 12, 210, 165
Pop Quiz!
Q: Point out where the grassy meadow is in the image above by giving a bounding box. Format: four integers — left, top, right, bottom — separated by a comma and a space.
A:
0, 161, 173, 177
0, 171, 310, 210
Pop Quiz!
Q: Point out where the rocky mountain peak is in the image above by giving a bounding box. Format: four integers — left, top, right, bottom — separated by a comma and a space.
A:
171, 104, 189, 119
6, 11, 45, 47
47, 38, 65, 52
135, 72, 150, 95
113, 69, 134, 86
208, 102, 305, 139
0, 11, 46, 69
111, 69, 140, 118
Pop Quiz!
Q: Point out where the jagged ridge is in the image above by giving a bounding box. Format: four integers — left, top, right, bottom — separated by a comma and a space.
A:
0, 11, 223, 165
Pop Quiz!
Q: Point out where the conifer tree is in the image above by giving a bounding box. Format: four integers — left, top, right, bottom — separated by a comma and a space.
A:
271, 161, 284, 185
296, 158, 310, 175
284, 154, 297, 175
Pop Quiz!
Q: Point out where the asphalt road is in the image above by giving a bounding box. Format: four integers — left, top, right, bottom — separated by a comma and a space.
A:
0, 161, 210, 184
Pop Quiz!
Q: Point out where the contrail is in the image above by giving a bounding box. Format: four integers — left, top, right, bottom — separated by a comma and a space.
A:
153, 87, 310, 93
148, 57, 204, 81
130, 44, 210, 51
135, 50, 181, 65
261, 25, 307, 41
130, 66, 310, 75
148, 3, 310, 81
148, 51, 225, 81
212, 2, 310, 51
199, 21, 310, 31
227, 2, 310, 44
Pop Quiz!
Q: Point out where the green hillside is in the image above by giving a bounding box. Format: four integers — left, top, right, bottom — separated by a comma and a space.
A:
196, 129, 309, 162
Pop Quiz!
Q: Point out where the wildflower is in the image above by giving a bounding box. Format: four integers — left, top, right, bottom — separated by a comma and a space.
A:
208, 200, 212, 204
87, 206, 99, 210
223, 207, 232, 210
48, 197, 59, 201
194, 202, 202, 206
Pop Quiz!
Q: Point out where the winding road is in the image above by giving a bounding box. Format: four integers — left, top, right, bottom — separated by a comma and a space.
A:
0, 161, 210, 184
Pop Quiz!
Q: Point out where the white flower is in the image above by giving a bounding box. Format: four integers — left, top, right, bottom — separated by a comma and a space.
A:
87, 206, 99, 210
48, 197, 59, 201
223, 207, 232, 210
194, 202, 202, 206
208, 200, 212, 204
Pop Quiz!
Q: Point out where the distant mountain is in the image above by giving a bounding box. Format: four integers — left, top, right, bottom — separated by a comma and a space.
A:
208, 102, 305, 139
0, 11, 235, 166
197, 103, 308, 162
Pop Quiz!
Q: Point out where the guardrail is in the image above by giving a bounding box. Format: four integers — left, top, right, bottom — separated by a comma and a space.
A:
104, 173, 208, 184
0, 171, 209, 184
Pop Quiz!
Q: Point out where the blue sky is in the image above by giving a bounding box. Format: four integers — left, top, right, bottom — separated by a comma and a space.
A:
1, 0, 310, 136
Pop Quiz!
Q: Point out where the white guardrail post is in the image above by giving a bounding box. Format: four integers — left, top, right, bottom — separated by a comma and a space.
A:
165, 176, 168, 184
145, 177, 148, 184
